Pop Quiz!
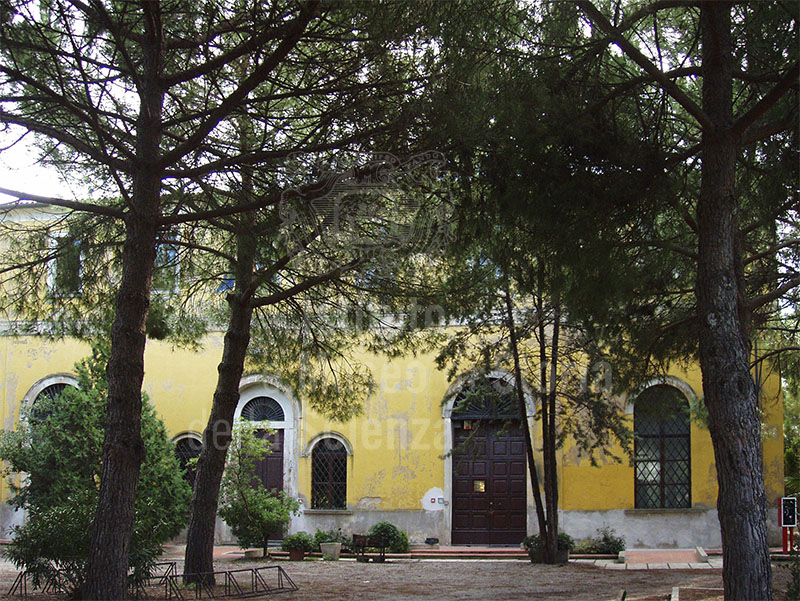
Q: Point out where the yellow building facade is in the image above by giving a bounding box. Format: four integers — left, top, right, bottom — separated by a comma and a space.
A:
0, 326, 786, 548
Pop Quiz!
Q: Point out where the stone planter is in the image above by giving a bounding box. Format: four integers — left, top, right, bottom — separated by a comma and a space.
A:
319, 542, 342, 561
288, 549, 305, 561
244, 549, 264, 559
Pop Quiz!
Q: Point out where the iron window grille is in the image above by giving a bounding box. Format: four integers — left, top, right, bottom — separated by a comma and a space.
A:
31, 383, 71, 422
241, 397, 284, 422
634, 385, 691, 509
311, 438, 347, 510
174, 437, 202, 488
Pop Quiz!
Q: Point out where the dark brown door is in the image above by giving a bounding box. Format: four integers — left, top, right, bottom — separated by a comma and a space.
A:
452, 422, 527, 545
254, 429, 284, 492
253, 429, 285, 540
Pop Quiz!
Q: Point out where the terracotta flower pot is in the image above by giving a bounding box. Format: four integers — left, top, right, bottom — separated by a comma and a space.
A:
288, 549, 305, 561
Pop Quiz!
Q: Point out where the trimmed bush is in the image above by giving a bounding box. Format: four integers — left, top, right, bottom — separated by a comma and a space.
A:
281, 532, 316, 553
522, 532, 575, 553
368, 521, 410, 553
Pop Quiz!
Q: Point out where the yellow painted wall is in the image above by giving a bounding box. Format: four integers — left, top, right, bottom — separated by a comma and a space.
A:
295, 351, 450, 510
560, 362, 784, 511
0, 331, 786, 515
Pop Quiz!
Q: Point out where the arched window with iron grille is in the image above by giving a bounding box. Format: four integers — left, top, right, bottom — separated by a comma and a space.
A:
311, 438, 347, 510
634, 384, 691, 509
241, 396, 285, 422
174, 436, 202, 488
31, 383, 73, 422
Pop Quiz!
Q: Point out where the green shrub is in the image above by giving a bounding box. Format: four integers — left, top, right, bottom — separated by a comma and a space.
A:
281, 532, 315, 553
368, 521, 410, 553
218, 422, 299, 554
573, 527, 626, 555
522, 532, 575, 552
314, 528, 348, 550
787, 551, 800, 601
0, 345, 191, 596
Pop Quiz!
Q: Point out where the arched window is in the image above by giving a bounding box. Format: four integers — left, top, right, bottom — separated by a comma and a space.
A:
31, 383, 73, 422
241, 397, 284, 422
174, 436, 202, 487
634, 385, 691, 509
311, 438, 347, 510
451, 377, 519, 421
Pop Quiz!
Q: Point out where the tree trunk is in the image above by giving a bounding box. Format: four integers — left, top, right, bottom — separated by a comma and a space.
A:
84, 7, 165, 595
543, 299, 561, 563
184, 235, 256, 584
697, 4, 772, 599
535, 286, 556, 564
83, 210, 158, 599
503, 285, 548, 549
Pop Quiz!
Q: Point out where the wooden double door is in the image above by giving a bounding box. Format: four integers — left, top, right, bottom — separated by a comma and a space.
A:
452, 421, 527, 545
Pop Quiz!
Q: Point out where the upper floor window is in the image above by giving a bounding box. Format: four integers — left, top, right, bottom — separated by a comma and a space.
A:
311, 437, 347, 510
634, 384, 691, 509
47, 232, 83, 297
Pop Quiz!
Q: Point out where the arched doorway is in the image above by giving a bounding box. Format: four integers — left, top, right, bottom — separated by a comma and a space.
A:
239, 396, 285, 493
232, 376, 299, 519
449, 378, 527, 545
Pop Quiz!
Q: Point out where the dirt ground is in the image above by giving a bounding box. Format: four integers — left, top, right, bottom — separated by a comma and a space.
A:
0, 557, 794, 601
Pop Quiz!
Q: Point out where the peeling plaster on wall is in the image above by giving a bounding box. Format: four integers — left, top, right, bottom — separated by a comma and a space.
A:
391, 464, 417, 482
3, 372, 19, 430
356, 497, 382, 509
366, 390, 390, 420
363, 470, 386, 497
389, 412, 412, 452
390, 365, 423, 393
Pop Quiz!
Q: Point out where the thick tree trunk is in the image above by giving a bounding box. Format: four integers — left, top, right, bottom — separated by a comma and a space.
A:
83, 210, 158, 599
697, 4, 772, 599
184, 236, 255, 584
84, 7, 165, 595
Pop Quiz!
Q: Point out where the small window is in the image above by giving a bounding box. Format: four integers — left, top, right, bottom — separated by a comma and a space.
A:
48, 233, 83, 297
241, 397, 284, 422
311, 438, 347, 510
634, 385, 691, 509
174, 437, 202, 487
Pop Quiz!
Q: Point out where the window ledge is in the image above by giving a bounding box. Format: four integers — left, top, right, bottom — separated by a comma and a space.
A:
302, 509, 353, 516
624, 507, 709, 515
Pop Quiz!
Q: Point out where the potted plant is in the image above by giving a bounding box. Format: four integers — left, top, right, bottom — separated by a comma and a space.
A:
282, 532, 315, 561
522, 532, 574, 564
315, 529, 346, 561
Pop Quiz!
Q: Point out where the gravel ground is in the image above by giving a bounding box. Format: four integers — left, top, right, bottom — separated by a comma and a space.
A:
0, 556, 793, 601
